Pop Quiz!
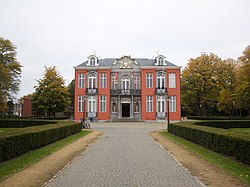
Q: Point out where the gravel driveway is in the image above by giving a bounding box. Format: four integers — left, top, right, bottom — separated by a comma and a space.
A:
46, 122, 204, 187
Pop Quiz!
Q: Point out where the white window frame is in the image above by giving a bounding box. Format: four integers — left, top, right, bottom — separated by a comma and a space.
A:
112, 75, 118, 89
88, 73, 97, 88
169, 73, 176, 88
146, 96, 153, 112
90, 57, 95, 66
100, 96, 106, 112
134, 75, 140, 89
78, 96, 84, 112
169, 96, 176, 112
156, 72, 165, 89
100, 73, 107, 88
158, 57, 164, 65
146, 73, 153, 88
78, 73, 85, 88
88, 96, 96, 112
134, 100, 140, 113
157, 96, 165, 113
122, 76, 130, 90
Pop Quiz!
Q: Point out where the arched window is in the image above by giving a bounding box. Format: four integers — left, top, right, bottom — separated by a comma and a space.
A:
122, 76, 130, 90
158, 57, 164, 65
156, 72, 165, 89
90, 57, 95, 66
88, 73, 97, 88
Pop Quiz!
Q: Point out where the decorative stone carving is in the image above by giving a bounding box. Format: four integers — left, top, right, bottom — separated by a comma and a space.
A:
121, 97, 131, 103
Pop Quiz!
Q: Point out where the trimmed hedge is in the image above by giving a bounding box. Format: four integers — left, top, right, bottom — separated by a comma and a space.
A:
168, 123, 250, 165
0, 119, 57, 128
193, 120, 250, 129
0, 122, 82, 162
188, 116, 250, 120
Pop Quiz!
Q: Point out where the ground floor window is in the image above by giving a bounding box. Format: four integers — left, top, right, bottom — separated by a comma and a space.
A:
146, 96, 153, 112
78, 96, 84, 112
157, 96, 165, 113
88, 96, 96, 112
134, 99, 140, 113
169, 96, 176, 112
100, 96, 106, 112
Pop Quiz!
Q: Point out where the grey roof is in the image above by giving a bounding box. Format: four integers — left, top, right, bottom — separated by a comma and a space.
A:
76, 58, 177, 68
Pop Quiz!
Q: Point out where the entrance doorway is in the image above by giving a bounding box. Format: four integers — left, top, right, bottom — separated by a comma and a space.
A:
122, 103, 130, 117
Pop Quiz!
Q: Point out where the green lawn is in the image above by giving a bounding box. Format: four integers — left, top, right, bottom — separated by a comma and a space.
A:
160, 131, 250, 185
0, 130, 91, 181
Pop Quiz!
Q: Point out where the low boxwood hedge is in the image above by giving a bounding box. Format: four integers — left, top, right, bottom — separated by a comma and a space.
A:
188, 116, 250, 120
193, 120, 250, 129
0, 119, 57, 128
0, 122, 82, 162
168, 123, 250, 165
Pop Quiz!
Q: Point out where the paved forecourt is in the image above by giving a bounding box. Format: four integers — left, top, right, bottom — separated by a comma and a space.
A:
46, 122, 204, 187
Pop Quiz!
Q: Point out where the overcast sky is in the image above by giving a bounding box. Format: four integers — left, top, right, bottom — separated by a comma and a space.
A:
1, 0, 250, 98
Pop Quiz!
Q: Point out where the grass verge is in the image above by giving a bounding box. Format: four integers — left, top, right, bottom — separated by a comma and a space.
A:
160, 131, 250, 185
0, 130, 91, 181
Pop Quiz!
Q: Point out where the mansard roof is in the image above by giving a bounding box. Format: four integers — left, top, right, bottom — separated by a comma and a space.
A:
75, 57, 178, 68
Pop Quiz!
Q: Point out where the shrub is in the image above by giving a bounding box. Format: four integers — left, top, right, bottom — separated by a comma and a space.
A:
193, 120, 250, 129
168, 123, 250, 165
0, 119, 57, 128
0, 122, 82, 162
188, 116, 250, 120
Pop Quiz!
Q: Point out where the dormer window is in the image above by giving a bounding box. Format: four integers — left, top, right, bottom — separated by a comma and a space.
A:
155, 55, 166, 66
87, 55, 99, 66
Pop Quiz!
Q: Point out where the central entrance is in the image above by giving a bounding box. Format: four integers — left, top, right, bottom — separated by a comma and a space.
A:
122, 103, 130, 117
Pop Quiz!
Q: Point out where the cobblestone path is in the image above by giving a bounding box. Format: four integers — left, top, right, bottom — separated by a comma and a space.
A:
46, 123, 204, 187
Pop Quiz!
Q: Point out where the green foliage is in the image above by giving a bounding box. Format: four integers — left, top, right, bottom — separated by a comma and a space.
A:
187, 116, 250, 120
0, 37, 22, 112
0, 122, 82, 162
0, 119, 57, 128
67, 79, 75, 113
168, 123, 250, 165
32, 66, 70, 116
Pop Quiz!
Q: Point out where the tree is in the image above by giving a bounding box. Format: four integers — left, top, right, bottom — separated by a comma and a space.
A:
181, 53, 223, 116
0, 37, 22, 112
67, 79, 75, 114
33, 66, 70, 116
236, 45, 250, 115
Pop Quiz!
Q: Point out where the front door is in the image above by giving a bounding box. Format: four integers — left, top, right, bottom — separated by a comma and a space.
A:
122, 103, 130, 117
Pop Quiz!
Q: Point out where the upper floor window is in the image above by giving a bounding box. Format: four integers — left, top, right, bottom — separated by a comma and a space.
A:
87, 55, 99, 66
111, 75, 118, 89
156, 72, 165, 89
155, 55, 166, 66
146, 73, 153, 88
100, 73, 107, 88
134, 75, 140, 89
78, 73, 85, 88
90, 57, 95, 66
169, 96, 176, 112
122, 75, 130, 90
88, 73, 97, 88
169, 73, 176, 88
158, 57, 164, 65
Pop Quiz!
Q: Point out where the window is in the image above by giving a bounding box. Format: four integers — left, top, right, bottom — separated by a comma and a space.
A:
146, 73, 153, 88
156, 72, 165, 89
122, 76, 130, 90
78, 73, 85, 88
157, 96, 165, 113
134, 99, 140, 113
90, 57, 95, 66
100, 73, 107, 88
112, 75, 118, 89
158, 57, 164, 65
112, 100, 117, 113
78, 96, 84, 112
146, 96, 153, 112
169, 96, 176, 112
169, 73, 176, 88
134, 75, 140, 89
88, 96, 96, 112
88, 73, 96, 88
100, 96, 106, 112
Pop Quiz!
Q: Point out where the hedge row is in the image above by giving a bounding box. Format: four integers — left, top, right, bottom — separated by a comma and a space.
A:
0, 119, 57, 128
0, 122, 82, 162
193, 120, 250, 129
188, 116, 250, 120
168, 123, 250, 165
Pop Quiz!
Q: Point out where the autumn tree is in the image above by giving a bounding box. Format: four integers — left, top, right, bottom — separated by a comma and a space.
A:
181, 53, 223, 116
0, 37, 22, 112
236, 45, 250, 115
33, 66, 70, 116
